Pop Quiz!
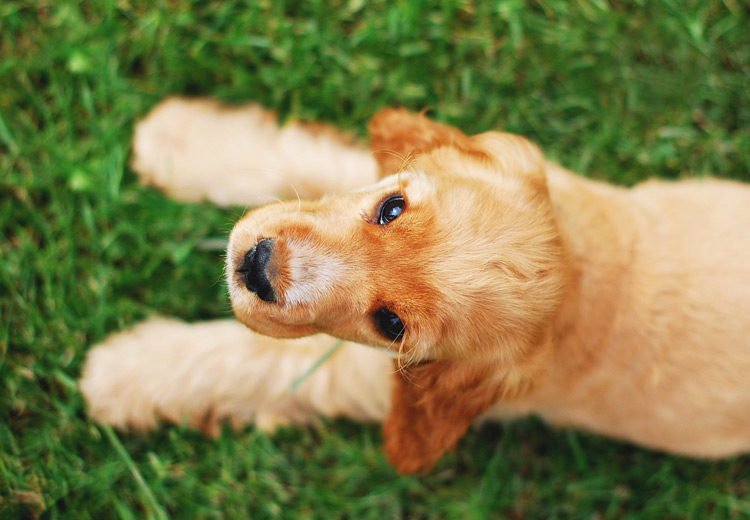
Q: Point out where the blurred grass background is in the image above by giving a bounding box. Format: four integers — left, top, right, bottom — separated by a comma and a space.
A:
2, 0, 749, 518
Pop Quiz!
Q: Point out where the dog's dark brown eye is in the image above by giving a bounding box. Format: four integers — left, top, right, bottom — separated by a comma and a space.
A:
374, 308, 405, 341
378, 194, 405, 225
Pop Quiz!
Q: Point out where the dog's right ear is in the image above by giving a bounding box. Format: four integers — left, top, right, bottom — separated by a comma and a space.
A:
383, 360, 501, 474
368, 109, 482, 177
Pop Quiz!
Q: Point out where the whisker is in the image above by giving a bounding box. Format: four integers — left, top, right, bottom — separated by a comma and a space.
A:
253, 195, 288, 210
288, 183, 302, 213
371, 148, 411, 170
400, 149, 418, 172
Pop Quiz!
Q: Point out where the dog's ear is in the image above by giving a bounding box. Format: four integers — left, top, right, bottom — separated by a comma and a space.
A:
383, 360, 500, 474
368, 108, 485, 177
368, 110, 547, 184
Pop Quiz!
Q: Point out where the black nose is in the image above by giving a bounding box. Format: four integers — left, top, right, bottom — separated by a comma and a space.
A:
237, 239, 277, 302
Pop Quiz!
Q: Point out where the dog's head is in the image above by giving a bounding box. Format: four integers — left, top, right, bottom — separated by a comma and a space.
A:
227, 109, 568, 473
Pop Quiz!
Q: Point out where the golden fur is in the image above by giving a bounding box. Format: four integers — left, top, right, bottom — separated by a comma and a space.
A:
81, 98, 750, 474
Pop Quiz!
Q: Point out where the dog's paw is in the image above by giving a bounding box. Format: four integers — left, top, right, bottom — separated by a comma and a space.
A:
132, 98, 282, 205
80, 317, 263, 431
131, 98, 378, 206
79, 318, 188, 430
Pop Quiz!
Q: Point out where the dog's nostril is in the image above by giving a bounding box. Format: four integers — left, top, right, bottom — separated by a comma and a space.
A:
237, 238, 277, 303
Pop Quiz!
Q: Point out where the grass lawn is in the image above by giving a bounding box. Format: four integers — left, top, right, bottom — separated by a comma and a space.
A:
2, 0, 750, 518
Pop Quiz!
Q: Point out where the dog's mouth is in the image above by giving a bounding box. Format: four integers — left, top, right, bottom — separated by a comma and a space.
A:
236, 238, 277, 303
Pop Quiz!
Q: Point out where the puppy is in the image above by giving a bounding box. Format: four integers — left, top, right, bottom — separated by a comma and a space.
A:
82, 99, 750, 474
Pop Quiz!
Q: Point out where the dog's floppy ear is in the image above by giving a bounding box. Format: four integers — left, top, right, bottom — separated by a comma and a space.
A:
368, 110, 547, 184
368, 108, 485, 177
383, 360, 500, 474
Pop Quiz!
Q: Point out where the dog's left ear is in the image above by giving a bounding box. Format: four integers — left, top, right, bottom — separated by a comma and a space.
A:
368, 109, 547, 185
383, 360, 500, 474
368, 108, 483, 176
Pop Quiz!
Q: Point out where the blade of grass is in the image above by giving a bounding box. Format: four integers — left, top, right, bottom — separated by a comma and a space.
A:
101, 425, 167, 520
290, 339, 345, 392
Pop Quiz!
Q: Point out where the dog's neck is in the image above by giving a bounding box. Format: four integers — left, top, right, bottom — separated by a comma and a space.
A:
544, 165, 641, 382
485, 165, 641, 419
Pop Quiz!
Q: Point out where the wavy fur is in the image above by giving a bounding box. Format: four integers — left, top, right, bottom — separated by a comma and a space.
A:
82, 98, 750, 475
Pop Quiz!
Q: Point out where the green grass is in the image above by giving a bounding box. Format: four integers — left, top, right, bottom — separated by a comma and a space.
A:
2, 0, 749, 517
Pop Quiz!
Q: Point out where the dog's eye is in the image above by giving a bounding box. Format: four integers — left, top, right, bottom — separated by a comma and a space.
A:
378, 194, 405, 225
374, 308, 405, 341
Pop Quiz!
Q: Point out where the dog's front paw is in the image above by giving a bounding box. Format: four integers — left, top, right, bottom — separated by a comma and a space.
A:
79, 317, 336, 434
131, 98, 378, 206
80, 318, 189, 430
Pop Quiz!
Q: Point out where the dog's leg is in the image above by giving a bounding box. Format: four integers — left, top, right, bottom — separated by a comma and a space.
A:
131, 98, 379, 206
80, 318, 391, 435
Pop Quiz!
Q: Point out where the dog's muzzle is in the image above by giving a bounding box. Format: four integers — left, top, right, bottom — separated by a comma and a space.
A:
237, 238, 277, 303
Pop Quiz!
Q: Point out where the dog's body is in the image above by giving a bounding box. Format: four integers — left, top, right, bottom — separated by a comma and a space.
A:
81, 99, 750, 474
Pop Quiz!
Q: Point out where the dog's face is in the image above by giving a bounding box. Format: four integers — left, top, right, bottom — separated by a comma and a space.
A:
228, 136, 564, 365
227, 110, 568, 472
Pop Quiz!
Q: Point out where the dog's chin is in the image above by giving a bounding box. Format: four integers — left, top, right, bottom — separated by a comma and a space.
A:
234, 308, 318, 339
